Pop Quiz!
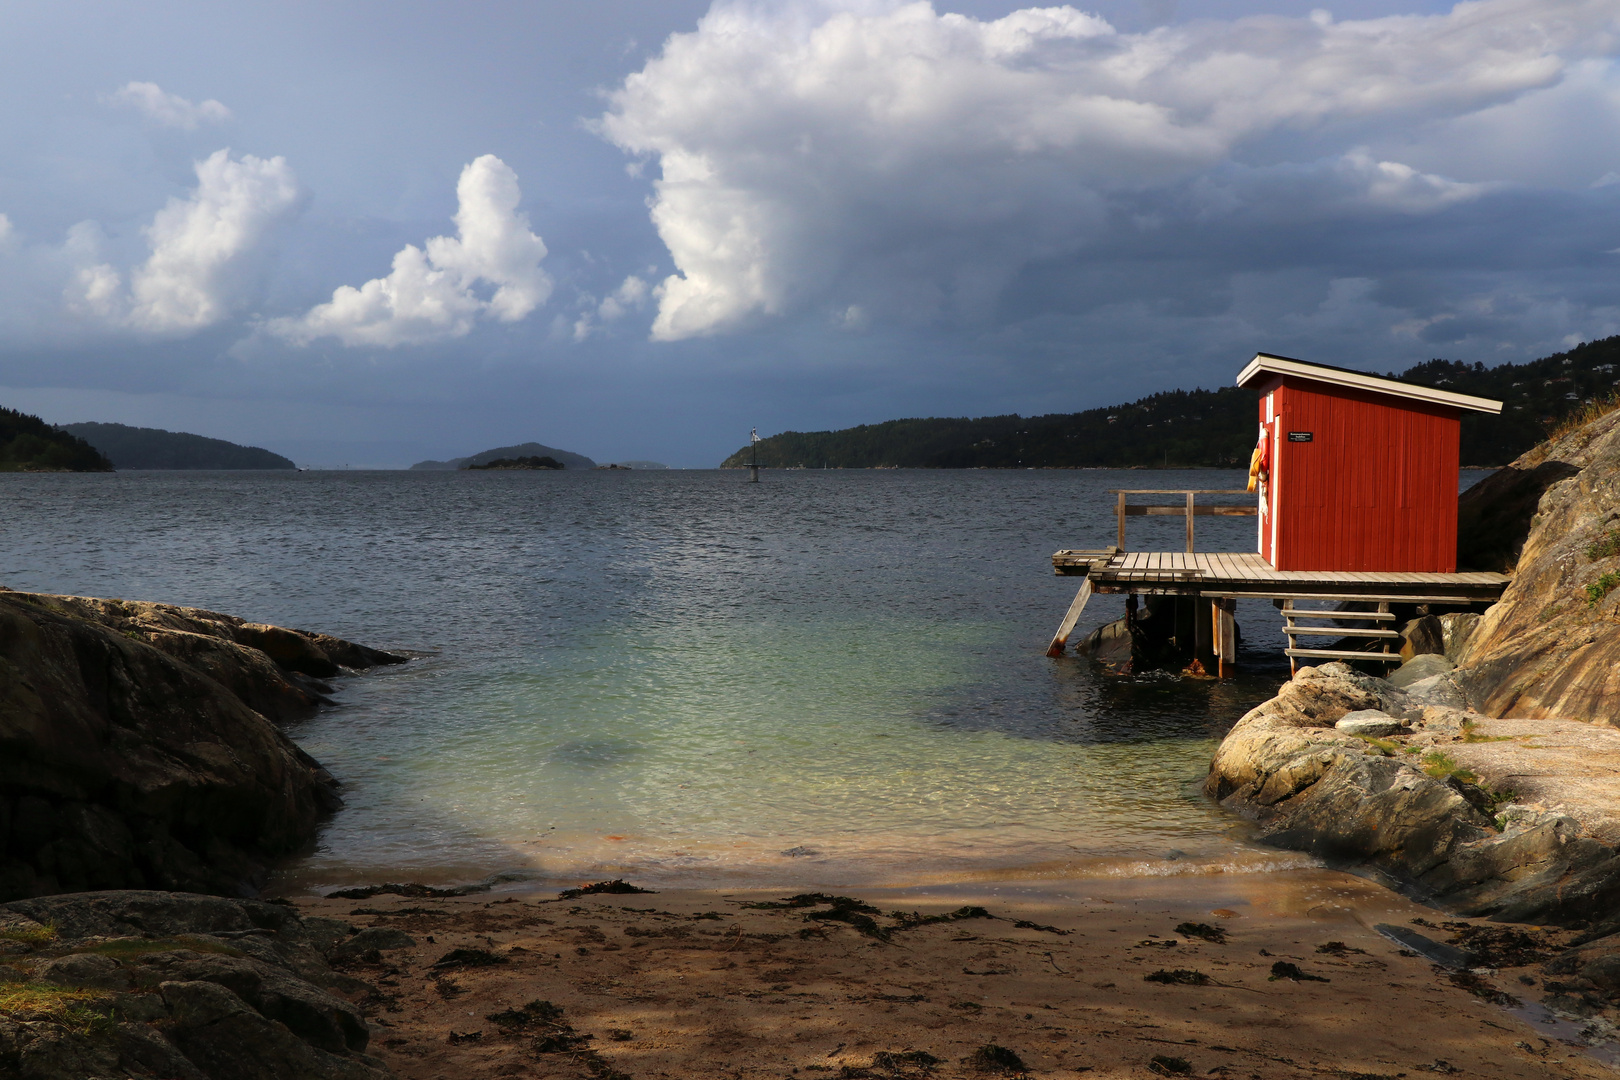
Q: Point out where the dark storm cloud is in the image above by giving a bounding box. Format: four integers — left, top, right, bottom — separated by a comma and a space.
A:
0, 0, 1615, 466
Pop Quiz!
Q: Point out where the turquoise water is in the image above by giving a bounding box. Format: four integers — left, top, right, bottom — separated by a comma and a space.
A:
2, 468, 1306, 890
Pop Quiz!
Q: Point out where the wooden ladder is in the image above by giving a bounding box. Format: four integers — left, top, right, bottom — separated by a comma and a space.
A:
1282, 601, 1401, 675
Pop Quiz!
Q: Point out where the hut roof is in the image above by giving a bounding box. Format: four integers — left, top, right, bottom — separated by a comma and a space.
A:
1236, 353, 1503, 415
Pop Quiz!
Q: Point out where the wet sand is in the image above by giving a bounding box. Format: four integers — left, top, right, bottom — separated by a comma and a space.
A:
292, 868, 1607, 1079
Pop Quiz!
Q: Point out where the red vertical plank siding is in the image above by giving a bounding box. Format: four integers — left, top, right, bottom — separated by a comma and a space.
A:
1264, 376, 1459, 572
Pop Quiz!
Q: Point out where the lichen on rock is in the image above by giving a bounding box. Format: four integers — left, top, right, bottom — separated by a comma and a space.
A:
0, 890, 396, 1080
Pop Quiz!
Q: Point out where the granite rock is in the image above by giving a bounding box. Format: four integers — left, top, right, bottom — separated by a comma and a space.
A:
0, 889, 392, 1080
0, 590, 404, 901
1388, 653, 1455, 689
1334, 711, 1404, 737
1451, 407, 1620, 723
1206, 664, 1620, 926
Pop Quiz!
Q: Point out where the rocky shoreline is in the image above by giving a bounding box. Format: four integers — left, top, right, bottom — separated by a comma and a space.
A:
1207, 662, 1620, 925
0, 589, 404, 902
1202, 403, 1620, 1040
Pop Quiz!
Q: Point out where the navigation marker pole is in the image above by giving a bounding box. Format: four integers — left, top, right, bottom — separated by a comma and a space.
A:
748, 427, 760, 483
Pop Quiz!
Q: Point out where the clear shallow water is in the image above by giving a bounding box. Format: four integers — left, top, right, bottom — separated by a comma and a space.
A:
3, 468, 1310, 890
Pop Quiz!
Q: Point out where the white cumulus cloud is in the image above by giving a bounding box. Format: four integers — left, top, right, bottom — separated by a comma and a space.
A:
66, 149, 300, 333
598, 0, 1620, 340
110, 82, 232, 129
270, 155, 551, 347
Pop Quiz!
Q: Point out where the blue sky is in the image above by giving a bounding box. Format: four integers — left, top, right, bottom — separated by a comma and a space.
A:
0, 0, 1616, 466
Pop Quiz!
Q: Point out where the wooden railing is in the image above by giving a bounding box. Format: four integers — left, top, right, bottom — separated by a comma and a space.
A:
1109, 489, 1257, 553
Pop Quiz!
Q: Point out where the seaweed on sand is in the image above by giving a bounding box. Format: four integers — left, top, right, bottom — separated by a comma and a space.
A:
1174, 921, 1226, 944
1268, 961, 1329, 983
890, 906, 996, 931
742, 893, 879, 912
966, 1043, 1027, 1074
741, 894, 893, 941
557, 879, 655, 899
431, 948, 509, 970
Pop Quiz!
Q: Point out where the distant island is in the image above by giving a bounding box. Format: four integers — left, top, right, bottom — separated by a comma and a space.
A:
59, 422, 295, 470
411, 441, 595, 471
1, 408, 112, 472
468, 455, 563, 470
612, 460, 669, 470
721, 337, 1620, 470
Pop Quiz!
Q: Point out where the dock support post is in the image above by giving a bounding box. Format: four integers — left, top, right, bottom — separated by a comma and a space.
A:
1045, 578, 1094, 657
1185, 595, 1211, 670
1214, 599, 1237, 677
1116, 492, 1127, 551
1186, 492, 1195, 553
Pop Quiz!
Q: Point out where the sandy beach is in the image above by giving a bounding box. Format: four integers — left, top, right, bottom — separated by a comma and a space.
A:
292, 868, 1610, 1080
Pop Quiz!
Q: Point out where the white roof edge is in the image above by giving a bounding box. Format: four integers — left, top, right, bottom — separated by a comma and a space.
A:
1236, 354, 1503, 415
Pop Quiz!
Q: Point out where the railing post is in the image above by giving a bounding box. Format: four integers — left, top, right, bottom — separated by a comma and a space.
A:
1185, 491, 1195, 553
1117, 491, 1127, 551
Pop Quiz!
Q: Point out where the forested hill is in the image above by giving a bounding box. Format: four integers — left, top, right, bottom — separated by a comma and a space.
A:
60, 423, 296, 470
0, 408, 112, 472
721, 337, 1620, 470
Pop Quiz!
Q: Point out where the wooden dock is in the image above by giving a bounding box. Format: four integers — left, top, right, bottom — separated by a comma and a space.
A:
1052, 549, 1509, 603
1046, 548, 1509, 672
1044, 487, 1511, 672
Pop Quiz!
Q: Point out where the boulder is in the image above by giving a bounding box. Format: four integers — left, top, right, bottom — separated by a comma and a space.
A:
161, 979, 387, 1080
1334, 710, 1404, 737
1387, 653, 1454, 689
1450, 407, 1620, 723
1398, 615, 1446, 660
0, 591, 404, 901
1076, 615, 1133, 671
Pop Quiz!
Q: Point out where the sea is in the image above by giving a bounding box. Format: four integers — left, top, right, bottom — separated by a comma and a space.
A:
1, 468, 1486, 894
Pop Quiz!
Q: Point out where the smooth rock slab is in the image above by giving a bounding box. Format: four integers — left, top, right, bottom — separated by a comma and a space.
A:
1335, 710, 1405, 737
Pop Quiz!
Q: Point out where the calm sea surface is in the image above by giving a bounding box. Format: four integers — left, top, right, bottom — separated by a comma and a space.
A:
5, 468, 1475, 892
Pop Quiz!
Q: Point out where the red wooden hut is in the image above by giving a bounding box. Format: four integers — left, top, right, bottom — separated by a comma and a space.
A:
1237, 353, 1502, 573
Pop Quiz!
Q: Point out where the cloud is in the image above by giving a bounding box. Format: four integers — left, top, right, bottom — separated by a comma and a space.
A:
270, 155, 551, 347
1187, 150, 1491, 221
109, 82, 232, 129
572, 274, 651, 340
65, 149, 300, 334
598, 0, 1620, 340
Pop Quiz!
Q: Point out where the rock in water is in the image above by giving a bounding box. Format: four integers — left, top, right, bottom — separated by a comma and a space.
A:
0, 589, 404, 901
1452, 406, 1620, 723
